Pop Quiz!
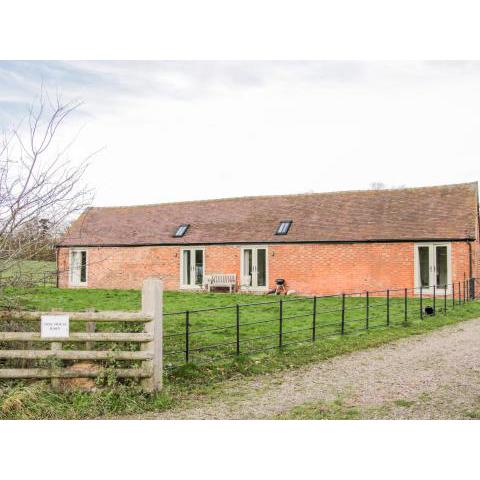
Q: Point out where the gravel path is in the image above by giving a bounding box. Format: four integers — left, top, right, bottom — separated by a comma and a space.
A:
144, 319, 480, 419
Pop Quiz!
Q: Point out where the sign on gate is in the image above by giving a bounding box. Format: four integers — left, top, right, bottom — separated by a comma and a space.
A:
41, 315, 70, 338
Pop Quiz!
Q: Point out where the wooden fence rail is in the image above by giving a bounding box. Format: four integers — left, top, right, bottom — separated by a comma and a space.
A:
2, 311, 153, 321
0, 277, 163, 392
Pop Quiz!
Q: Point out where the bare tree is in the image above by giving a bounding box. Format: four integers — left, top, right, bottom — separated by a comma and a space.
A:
0, 89, 95, 284
369, 182, 407, 190
369, 182, 387, 190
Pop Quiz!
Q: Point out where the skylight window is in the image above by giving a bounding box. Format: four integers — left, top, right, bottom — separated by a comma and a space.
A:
276, 220, 292, 235
174, 224, 189, 237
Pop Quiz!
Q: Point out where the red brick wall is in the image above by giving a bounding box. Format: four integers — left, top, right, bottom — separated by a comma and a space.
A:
269, 243, 415, 295
451, 242, 471, 287
58, 246, 179, 290
57, 240, 476, 294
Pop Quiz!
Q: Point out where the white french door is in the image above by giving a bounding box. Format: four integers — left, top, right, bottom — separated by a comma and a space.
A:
69, 249, 87, 286
180, 248, 204, 288
415, 243, 451, 293
240, 246, 268, 290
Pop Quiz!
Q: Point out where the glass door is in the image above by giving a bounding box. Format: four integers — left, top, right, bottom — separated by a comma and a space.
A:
242, 248, 253, 287
70, 250, 87, 286
435, 245, 448, 289
415, 243, 451, 293
256, 248, 267, 287
181, 248, 204, 288
241, 246, 268, 290
194, 249, 204, 286
418, 245, 431, 289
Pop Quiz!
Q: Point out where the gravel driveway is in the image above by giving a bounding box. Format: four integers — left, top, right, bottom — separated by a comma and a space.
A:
143, 318, 480, 419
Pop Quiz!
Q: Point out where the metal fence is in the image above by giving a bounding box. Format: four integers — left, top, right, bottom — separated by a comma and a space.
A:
163, 278, 479, 369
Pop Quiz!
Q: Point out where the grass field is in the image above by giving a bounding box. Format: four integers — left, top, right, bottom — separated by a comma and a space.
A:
4, 288, 468, 368
1, 285, 480, 419
4, 285, 477, 369
0, 260, 56, 276
0, 260, 56, 287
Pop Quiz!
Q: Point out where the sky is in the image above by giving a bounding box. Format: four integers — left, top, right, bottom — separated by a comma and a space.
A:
1, 60, 480, 207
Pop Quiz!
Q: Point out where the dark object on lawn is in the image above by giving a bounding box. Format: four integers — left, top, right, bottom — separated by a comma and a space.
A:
275, 278, 285, 285
424, 305, 435, 316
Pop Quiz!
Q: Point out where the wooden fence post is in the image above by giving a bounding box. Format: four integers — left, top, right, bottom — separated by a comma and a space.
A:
50, 341, 61, 390
85, 308, 96, 350
141, 277, 163, 392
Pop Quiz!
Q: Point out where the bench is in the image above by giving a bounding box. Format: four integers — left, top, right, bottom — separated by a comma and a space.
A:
204, 273, 237, 293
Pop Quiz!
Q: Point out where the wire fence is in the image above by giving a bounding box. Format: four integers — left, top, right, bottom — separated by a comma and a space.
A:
0, 271, 57, 288
163, 277, 479, 369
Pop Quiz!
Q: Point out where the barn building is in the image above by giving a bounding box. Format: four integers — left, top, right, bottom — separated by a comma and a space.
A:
57, 182, 480, 296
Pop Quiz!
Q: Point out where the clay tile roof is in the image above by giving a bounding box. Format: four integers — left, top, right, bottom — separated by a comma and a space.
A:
58, 182, 479, 247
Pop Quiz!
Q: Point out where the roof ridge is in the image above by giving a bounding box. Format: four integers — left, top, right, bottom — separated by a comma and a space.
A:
89, 181, 478, 210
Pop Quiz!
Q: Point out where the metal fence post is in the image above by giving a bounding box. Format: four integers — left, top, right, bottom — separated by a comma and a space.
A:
279, 299, 283, 349
236, 304, 240, 355
433, 285, 436, 315
366, 291, 369, 330
312, 296, 317, 341
404, 288, 407, 324
386, 289, 390, 326
341, 294, 345, 335
452, 282, 455, 308
464, 280, 466, 304
444, 285, 447, 315
458, 282, 461, 305
185, 310, 190, 363
420, 286, 423, 320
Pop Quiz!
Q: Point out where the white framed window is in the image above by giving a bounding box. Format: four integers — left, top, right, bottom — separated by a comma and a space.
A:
240, 246, 268, 291
414, 242, 451, 293
180, 247, 205, 288
69, 249, 88, 286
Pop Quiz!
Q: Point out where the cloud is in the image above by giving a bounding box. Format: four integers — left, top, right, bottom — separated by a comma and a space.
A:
3, 60, 480, 123
2, 61, 480, 208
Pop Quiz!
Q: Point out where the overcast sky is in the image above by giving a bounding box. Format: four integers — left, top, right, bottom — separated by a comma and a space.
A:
1, 61, 480, 207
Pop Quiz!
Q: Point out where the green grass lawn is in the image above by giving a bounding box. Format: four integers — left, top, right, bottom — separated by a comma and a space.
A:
1, 285, 480, 419
158, 290, 480, 371
3, 286, 477, 369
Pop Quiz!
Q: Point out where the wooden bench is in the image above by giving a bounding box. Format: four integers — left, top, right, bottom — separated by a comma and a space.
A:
204, 273, 237, 293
